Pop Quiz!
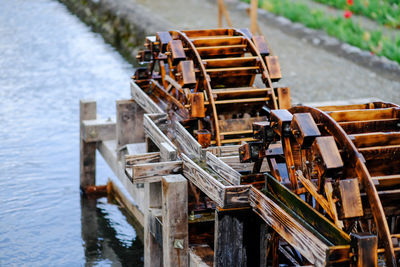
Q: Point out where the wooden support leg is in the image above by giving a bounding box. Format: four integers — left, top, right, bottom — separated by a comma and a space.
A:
144, 181, 163, 267
116, 99, 145, 147
250, 0, 258, 35
214, 209, 265, 267
162, 175, 188, 267
80, 100, 97, 191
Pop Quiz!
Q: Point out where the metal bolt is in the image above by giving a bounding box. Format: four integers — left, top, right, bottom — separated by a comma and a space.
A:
174, 239, 184, 249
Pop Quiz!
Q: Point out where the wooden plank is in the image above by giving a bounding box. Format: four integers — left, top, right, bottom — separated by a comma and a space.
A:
219, 155, 269, 172
97, 140, 145, 224
162, 174, 188, 267
206, 152, 241, 185
117, 99, 145, 146
328, 108, 395, 122
250, 187, 330, 266
265, 56, 282, 81
337, 179, 363, 219
350, 233, 378, 267
203, 56, 257, 68
290, 113, 320, 148
173, 121, 202, 159
358, 144, 400, 160
130, 81, 164, 114
143, 114, 176, 151
196, 45, 246, 57
252, 35, 269, 56
277, 87, 291, 109
351, 132, 400, 148
82, 119, 115, 142
372, 175, 400, 188
206, 66, 259, 77
177, 60, 196, 88
218, 117, 266, 134
339, 118, 399, 134
192, 36, 244, 47
182, 153, 225, 207
169, 39, 186, 65
131, 161, 183, 183
265, 174, 350, 245
125, 152, 161, 166
80, 100, 96, 190
182, 29, 230, 38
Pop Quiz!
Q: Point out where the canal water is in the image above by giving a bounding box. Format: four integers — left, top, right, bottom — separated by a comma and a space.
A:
0, 0, 143, 266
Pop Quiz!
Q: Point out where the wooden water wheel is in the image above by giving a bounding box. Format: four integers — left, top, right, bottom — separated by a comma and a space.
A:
134, 28, 291, 147
243, 102, 400, 266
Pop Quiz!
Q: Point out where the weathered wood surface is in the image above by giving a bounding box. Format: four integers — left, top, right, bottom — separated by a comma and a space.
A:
116, 99, 145, 146
144, 113, 176, 151
206, 152, 241, 185
97, 140, 145, 225
160, 142, 178, 162
182, 153, 225, 207
80, 100, 97, 190
145, 207, 162, 267
131, 161, 183, 183
162, 175, 188, 267
189, 245, 213, 267
250, 187, 329, 266
182, 154, 250, 208
130, 81, 164, 114
173, 121, 202, 159
125, 152, 161, 166
81, 119, 116, 142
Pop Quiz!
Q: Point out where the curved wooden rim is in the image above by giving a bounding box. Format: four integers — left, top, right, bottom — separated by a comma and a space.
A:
289, 105, 397, 267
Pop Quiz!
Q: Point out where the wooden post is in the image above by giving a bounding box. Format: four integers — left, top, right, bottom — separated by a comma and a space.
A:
162, 174, 188, 267
144, 181, 163, 267
214, 208, 265, 267
80, 100, 97, 190
116, 99, 145, 147
250, 0, 258, 35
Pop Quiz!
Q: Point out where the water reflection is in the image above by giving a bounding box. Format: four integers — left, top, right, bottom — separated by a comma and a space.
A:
81, 197, 144, 266
0, 0, 142, 265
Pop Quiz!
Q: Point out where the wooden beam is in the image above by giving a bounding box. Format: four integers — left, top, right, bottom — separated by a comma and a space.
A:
214, 209, 264, 267
130, 161, 183, 183
162, 175, 188, 267
81, 119, 116, 142
97, 140, 145, 225
117, 99, 145, 147
250, 187, 331, 266
351, 132, 400, 148
250, 0, 258, 35
144, 114, 176, 151
206, 152, 241, 185
328, 108, 395, 123
130, 81, 164, 114
80, 100, 96, 190
173, 121, 202, 159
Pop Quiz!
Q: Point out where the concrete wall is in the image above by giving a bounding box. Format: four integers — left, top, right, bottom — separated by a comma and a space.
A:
59, 0, 172, 65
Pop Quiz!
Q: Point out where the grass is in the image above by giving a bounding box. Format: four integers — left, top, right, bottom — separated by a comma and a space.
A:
313, 0, 400, 28
241, 0, 400, 64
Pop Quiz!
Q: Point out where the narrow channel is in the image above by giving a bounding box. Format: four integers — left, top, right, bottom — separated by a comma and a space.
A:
0, 0, 143, 265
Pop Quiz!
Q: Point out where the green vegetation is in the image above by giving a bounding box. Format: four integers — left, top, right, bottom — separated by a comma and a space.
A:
313, 0, 400, 28
241, 0, 400, 64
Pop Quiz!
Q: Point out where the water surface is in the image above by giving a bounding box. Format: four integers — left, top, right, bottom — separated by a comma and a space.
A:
0, 0, 143, 265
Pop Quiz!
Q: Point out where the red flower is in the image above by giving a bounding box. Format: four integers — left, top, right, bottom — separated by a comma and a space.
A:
344, 10, 353, 18
347, 0, 354, 5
